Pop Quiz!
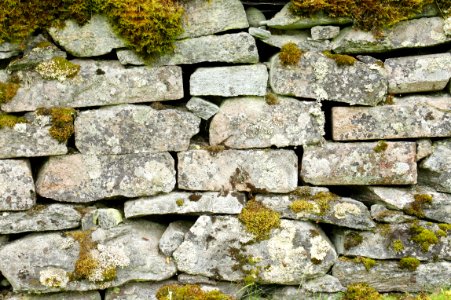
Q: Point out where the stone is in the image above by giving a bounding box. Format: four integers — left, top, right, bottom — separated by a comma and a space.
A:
246, 7, 266, 27
178, 150, 298, 193
303, 275, 345, 293
81, 208, 123, 230
0, 221, 176, 292
370, 204, 415, 224
311, 26, 340, 40
158, 221, 193, 256
419, 139, 451, 193
445, 16, 451, 36
177, 274, 217, 285
48, 15, 125, 57
209, 96, 324, 149
124, 192, 245, 218
269, 51, 387, 105
0, 159, 35, 211
0, 235, 8, 247
190, 64, 268, 97
332, 259, 451, 292
75, 104, 200, 155
3, 291, 101, 300
7, 43, 67, 72
332, 94, 451, 140
385, 53, 451, 93
0, 42, 21, 59
1, 61, 183, 112
332, 17, 451, 54
271, 287, 341, 300
0, 204, 81, 234
301, 142, 417, 185
36, 153, 175, 203
173, 216, 337, 284
186, 97, 219, 120
416, 139, 433, 161
117, 33, 259, 66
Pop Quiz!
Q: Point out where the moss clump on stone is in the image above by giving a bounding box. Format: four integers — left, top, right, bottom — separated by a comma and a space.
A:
404, 194, 433, 218
355, 256, 376, 271
0, 81, 20, 104
35, 57, 80, 81
289, 199, 316, 213
0, 114, 27, 129
391, 239, 405, 253
438, 223, 451, 234
373, 140, 388, 153
344, 232, 363, 250
66, 230, 99, 281
176, 199, 184, 207
155, 284, 234, 300
238, 199, 281, 241
37, 107, 76, 143
323, 51, 357, 66
265, 92, 280, 105
410, 223, 439, 252
342, 282, 382, 300
279, 42, 303, 66
399, 257, 421, 271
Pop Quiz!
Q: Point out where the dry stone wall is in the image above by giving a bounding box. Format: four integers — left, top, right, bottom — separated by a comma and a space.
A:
0, 1, 450, 299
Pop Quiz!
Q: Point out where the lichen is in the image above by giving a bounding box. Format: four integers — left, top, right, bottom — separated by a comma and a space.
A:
279, 42, 302, 66
410, 223, 439, 252
342, 282, 382, 300
0, 81, 20, 104
39, 268, 70, 288
238, 199, 281, 241
35, 57, 80, 81
0, 113, 27, 129
323, 51, 357, 66
36, 107, 76, 143
155, 284, 234, 300
391, 239, 405, 253
404, 194, 433, 218
176, 199, 184, 207
399, 257, 421, 271
265, 92, 280, 105
373, 140, 388, 153
344, 232, 363, 250
354, 256, 376, 271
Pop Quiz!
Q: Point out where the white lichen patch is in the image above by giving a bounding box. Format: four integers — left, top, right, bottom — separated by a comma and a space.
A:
333, 202, 361, 219
35, 57, 80, 81
86, 244, 130, 282
310, 235, 332, 261
39, 268, 69, 288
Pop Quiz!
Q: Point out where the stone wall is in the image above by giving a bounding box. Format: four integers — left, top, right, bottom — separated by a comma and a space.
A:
0, 1, 450, 299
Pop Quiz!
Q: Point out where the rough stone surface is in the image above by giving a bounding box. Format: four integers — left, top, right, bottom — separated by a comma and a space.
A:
271, 288, 340, 300
301, 142, 417, 185
173, 216, 337, 284
246, 7, 266, 27
0, 159, 35, 211
81, 208, 123, 230
158, 221, 193, 256
416, 139, 433, 161
3, 291, 101, 300
419, 139, 451, 193
190, 64, 268, 97
385, 53, 451, 93
186, 97, 219, 120
36, 153, 175, 203
311, 26, 340, 40
370, 204, 416, 224
7, 43, 67, 72
0, 42, 21, 59
0, 221, 176, 292
48, 15, 125, 57
75, 105, 200, 155
124, 192, 245, 218
332, 94, 451, 140
270, 51, 387, 105
178, 150, 298, 193
1, 61, 183, 112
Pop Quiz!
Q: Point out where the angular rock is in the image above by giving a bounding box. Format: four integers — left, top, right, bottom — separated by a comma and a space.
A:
332, 259, 451, 292
75, 105, 200, 154
178, 150, 298, 193
0, 159, 35, 211
36, 153, 175, 203
303, 275, 345, 293
246, 7, 266, 27
209, 96, 324, 149
301, 142, 417, 185
173, 216, 337, 284
311, 26, 340, 40
271, 287, 340, 300
7, 43, 67, 72
124, 192, 245, 218
416, 139, 433, 161
3, 291, 101, 300
0, 221, 176, 292
1, 61, 183, 112
270, 51, 387, 105
370, 204, 416, 224
0, 42, 21, 59
158, 221, 193, 256
190, 65, 268, 97
81, 208, 123, 230
332, 94, 451, 140
186, 97, 219, 120
177, 274, 217, 285
419, 139, 451, 193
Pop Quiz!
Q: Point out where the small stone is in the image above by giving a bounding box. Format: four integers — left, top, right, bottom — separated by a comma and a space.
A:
246, 7, 266, 27
419, 139, 451, 193
7, 42, 67, 72
186, 97, 219, 120
311, 26, 340, 40
303, 275, 345, 293
96, 209, 123, 229
177, 274, 217, 285
3, 291, 101, 300
0, 159, 35, 211
370, 204, 415, 224
417, 139, 433, 161
270, 287, 340, 300
158, 221, 193, 256
0, 42, 21, 59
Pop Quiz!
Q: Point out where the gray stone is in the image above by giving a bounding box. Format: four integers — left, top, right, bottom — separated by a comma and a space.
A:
301, 142, 417, 185
75, 105, 200, 155
96, 209, 123, 229
190, 65, 268, 97
311, 26, 340, 40
1, 61, 183, 112
7, 43, 67, 72
385, 53, 451, 93
303, 275, 345, 293
177, 274, 217, 285
269, 51, 387, 105
48, 15, 125, 57
117, 33, 259, 66
445, 16, 451, 35
246, 7, 266, 27
332, 17, 451, 54
36, 153, 175, 203
332, 94, 451, 140
370, 204, 416, 224
209, 96, 324, 149
124, 192, 245, 218
0, 235, 8, 247
0, 221, 176, 292
0, 159, 35, 211
178, 150, 298, 193
3, 291, 101, 300
271, 287, 341, 300
173, 216, 337, 284
186, 97, 219, 120
0, 42, 21, 59
158, 221, 193, 256
0, 204, 81, 234
419, 139, 451, 193
417, 139, 433, 161
332, 259, 451, 292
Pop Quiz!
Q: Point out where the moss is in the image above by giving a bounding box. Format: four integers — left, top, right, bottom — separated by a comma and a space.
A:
35, 57, 80, 81
65, 230, 98, 281
344, 232, 363, 250
279, 42, 302, 66
155, 284, 234, 300
438, 223, 451, 233
342, 282, 382, 300
289, 199, 316, 213
0, 81, 20, 104
404, 194, 433, 218
292, 186, 312, 198
355, 256, 377, 271
265, 92, 279, 105
37, 107, 76, 143
410, 223, 439, 252
384, 94, 395, 105
202, 145, 226, 153
392, 239, 405, 253
312, 191, 337, 214
379, 224, 392, 236
323, 51, 357, 66
101, 266, 117, 281
238, 199, 281, 241
374, 140, 388, 153
229, 247, 263, 285
0, 113, 27, 129
399, 257, 421, 271
176, 199, 184, 207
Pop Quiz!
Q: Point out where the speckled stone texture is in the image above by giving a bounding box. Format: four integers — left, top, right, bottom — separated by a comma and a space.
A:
0, 159, 35, 211
419, 139, 451, 193
186, 97, 219, 120
0, 42, 21, 59
3, 291, 101, 300
158, 221, 193, 256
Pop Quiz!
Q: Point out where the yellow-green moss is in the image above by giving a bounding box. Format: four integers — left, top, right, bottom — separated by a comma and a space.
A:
344, 232, 363, 250
35, 57, 80, 81
37, 107, 76, 143
0, 81, 20, 104
342, 283, 382, 300
65, 230, 99, 281
291, 186, 312, 198
404, 194, 433, 218
391, 239, 405, 253
101, 266, 117, 281
384, 94, 395, 105
410, 223, 439, 252
438, 223, 451, 233
289, 199, 316, 213
238, 199, 281, 241
399, 257, 421, 271
355, 256, 377, 271
0, 114, 27, 129
202, 145, 226, 153
312, 191, 337, 214
373, 140, 388, 153
176, 199, 184, 207
265, 92, 280, 105
155, 284, 234, 300
323, 51, 357, 66
279, 42, 303, 66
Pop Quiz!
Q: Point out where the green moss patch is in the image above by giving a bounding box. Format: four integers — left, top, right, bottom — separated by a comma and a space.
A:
279, 42, 303, 66
35, 57, 80, 81
391, 239, 405, 254
0, 113, 27, 129
355, 256, 377, 271
399, 257, 420, 271
404, 194, 433, 218
290, 199, 316, 213
0, 81, 20, 104
65, 230, 99, 281
37, 107, 76, 143
343, 282, 382, 300
323, 51, 357, 66
238, 199, 281, 241
265, 92, 280, 105
176, 199, 184, 207
155, 284, 234, 300
373, 140, 388, 153
410, 223, 440, 252
344, 232, 363, 250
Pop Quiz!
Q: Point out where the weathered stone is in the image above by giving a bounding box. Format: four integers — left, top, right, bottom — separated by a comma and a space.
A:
385, 53, 451, 93
370, 204, 416, 224
81, 208, 123, 230
0, 42, 21, 59
0, 235, 8, 247
178, 150, 298, 193
3, 291, 101, 300
186, 97, 219, 120
117, 33, 259, 66
124, 192, 245, 218
311, 26, 340, 40
332, 94, 451, 140
75, 105, 200, 155
0, 159, 35, 211
303, 275, 345, 293
417, 139, 433, 161
177, 274, 217, 285
173, 216, 337, 284
48, 15, 125, 57
1, 61, 183, 112
269, 51, 387, 105
36, 153, 175, 203
332, 17, 451, 54
246, 7, 266, 27
271, 287, 341, 300
332, 259, 451, 292
445, 16, 451, 35
158, 221, 193, 256
301, 142, 417, 185
7, 43, 67, 72
190, 65, 268, 97
419, 139, 451, 193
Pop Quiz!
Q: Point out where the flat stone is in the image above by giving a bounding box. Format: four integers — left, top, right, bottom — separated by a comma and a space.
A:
332, 259, 451, 292
190, 64, 268, 97
1, 61, 183, 112
81, 208, 123, 230
332, 94, 451, 140
36, 153, 175, 203
7, 43, 67, 72
75, 104, 200, 155
419, 139, 451, 193
0, 42, 21, 59
0, 221, 176, 292
271, 287, 340, 300
48, 15, 125, 57
3, 291, 101, 300
311, 26, 340, 40
269, 51, 387, 105
186, 97, 219, 120
173, 216, 337, 284
417, 139, 433, 161
178, 150, 298, 193
0, 159, 35, 211
385, 53, 451, 93
209, 96, 324, 149
370, 204, 416, 224
124, 192, 245, 218
301, 142, 417, 185
246, 7, 266, 27
158, 221, 193, 256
